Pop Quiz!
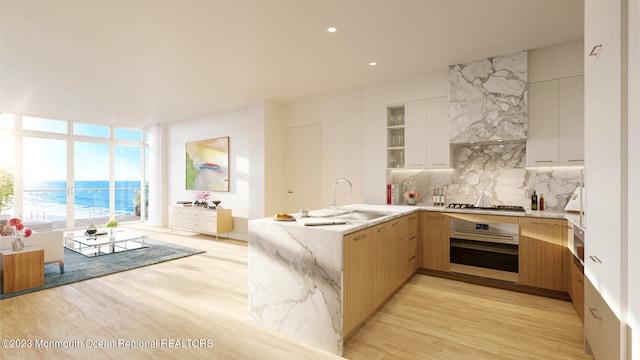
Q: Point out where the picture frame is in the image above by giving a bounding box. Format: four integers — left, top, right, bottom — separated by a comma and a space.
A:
185, 136, 229, 192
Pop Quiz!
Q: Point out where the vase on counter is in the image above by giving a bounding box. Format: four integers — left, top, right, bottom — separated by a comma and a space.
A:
11, 236, 24, 251
407, 197, 416, 205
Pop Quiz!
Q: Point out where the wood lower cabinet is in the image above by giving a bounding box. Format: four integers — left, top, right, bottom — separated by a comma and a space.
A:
421, 212, 449, 272
518, 217, 564, 291
570, 258, 584, 323
584, 276, 620, 359
169, 206, 232, 236
373, 220, 393, 305
563, 222, 574, 295
400, 213, 420, 281
343, 212, 420, 338
343, 227, 373, 337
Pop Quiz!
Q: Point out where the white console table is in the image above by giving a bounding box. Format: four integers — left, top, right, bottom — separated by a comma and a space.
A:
168, 206, 232, 238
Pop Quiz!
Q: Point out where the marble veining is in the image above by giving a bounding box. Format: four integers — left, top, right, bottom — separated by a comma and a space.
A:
449, 51, 528, 143
392, 142, 581, 211
248, 220, 344, 354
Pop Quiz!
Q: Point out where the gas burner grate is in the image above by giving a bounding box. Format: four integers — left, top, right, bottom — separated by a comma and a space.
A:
447, 203, 526, 212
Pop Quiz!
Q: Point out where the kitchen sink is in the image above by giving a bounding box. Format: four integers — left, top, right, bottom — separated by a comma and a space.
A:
332, 210, 389, 222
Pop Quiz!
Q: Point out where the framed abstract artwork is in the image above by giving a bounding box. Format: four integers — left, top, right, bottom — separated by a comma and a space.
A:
185, 136, 229, 192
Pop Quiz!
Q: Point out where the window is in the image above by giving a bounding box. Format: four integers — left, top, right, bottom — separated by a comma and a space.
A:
115, 128, 142, 141
0, 114, 15, 129
73, 122, 110, 138
23, 116, 67, 134
8, 114, 146, 229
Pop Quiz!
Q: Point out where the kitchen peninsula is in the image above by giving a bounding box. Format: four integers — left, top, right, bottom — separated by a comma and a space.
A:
247, 204, 582, 356
248, 204, 415, 355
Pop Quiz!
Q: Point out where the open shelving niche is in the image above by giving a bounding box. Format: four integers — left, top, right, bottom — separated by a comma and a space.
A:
387, 105, 405, 169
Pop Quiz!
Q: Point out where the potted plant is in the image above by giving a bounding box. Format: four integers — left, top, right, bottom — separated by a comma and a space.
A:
105, 219, 118, 239
132, 185, 149, 216
0, 167, 14, 214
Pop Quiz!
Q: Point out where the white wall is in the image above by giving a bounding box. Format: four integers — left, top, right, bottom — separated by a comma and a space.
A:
283, 90, 364, 208
167, 103, 269, 240
627, 0, 639, 356
262, 100, 285, 218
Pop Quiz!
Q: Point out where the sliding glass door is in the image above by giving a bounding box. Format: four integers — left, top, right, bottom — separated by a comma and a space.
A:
115, 144, 143, 222
22, 137, 68, 225
74, 141, 110, 227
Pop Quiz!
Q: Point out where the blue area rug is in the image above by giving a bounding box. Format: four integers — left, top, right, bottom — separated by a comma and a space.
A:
1, 239, 205, 299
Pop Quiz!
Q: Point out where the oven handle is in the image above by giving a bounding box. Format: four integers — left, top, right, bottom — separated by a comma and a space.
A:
451, 230, 518, 244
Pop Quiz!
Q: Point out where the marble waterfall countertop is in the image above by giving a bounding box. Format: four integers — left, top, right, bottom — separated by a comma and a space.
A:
247, 203, 582, 355
247, 204, 417, 355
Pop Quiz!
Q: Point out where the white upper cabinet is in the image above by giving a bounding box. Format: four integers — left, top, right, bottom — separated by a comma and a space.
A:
584, 0, 620, 74
426, 96, 450, 168
403, 100, 428, 168
387, 98, 450, 170
527, 80, 559, 166
526, 76, 584, 167
558, 76, 584, 165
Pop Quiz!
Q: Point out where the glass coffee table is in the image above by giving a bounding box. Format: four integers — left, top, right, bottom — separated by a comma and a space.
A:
64, 230, 148, 257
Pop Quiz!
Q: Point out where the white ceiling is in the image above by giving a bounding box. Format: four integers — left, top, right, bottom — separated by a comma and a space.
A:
1, 0, 584, 127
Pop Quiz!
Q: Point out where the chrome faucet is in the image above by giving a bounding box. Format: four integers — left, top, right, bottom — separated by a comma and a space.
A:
331, 178, 353, 214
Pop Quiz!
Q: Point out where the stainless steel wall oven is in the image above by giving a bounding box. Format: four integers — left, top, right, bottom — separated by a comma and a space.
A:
449, 219, 519, 281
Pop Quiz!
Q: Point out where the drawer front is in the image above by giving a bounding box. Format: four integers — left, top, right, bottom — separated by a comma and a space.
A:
182, 219, 199, 228
584, 277, 620, 359
570, 260, 584, 323
199, 220, 218, 233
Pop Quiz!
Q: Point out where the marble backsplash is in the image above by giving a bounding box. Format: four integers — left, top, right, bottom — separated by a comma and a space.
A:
391, 142, 581, 211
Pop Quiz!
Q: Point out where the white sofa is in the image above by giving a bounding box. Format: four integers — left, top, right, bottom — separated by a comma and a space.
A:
0, 230, 64, 273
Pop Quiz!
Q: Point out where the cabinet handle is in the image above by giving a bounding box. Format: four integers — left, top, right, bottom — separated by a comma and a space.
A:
535, 160, 554, 163
574, 274, 582, 282
589, 307, 602, 320
566, 224, 573, 229
409, 256, 416, 261
531, 222, 556, 226
431, 163, 446, 166
354, 234, 368, 241
589, 44, 603, 56
568, 159, 584, 162
589, 255, 603, 263
408, 235, 417, 241
392, 221, 401, 227
377, 226, 389, 232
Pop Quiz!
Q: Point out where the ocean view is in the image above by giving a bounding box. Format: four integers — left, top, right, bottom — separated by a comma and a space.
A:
23, 180, 141, 222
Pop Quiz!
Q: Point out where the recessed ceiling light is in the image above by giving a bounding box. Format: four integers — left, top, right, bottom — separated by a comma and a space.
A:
327, 27, 337, 33
368, 61, 377, 66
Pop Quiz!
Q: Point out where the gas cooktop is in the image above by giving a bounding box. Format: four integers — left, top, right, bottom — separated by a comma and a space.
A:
447, 203, 526, 212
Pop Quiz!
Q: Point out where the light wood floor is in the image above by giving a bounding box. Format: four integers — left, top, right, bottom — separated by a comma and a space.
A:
0, 223, 592, 359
